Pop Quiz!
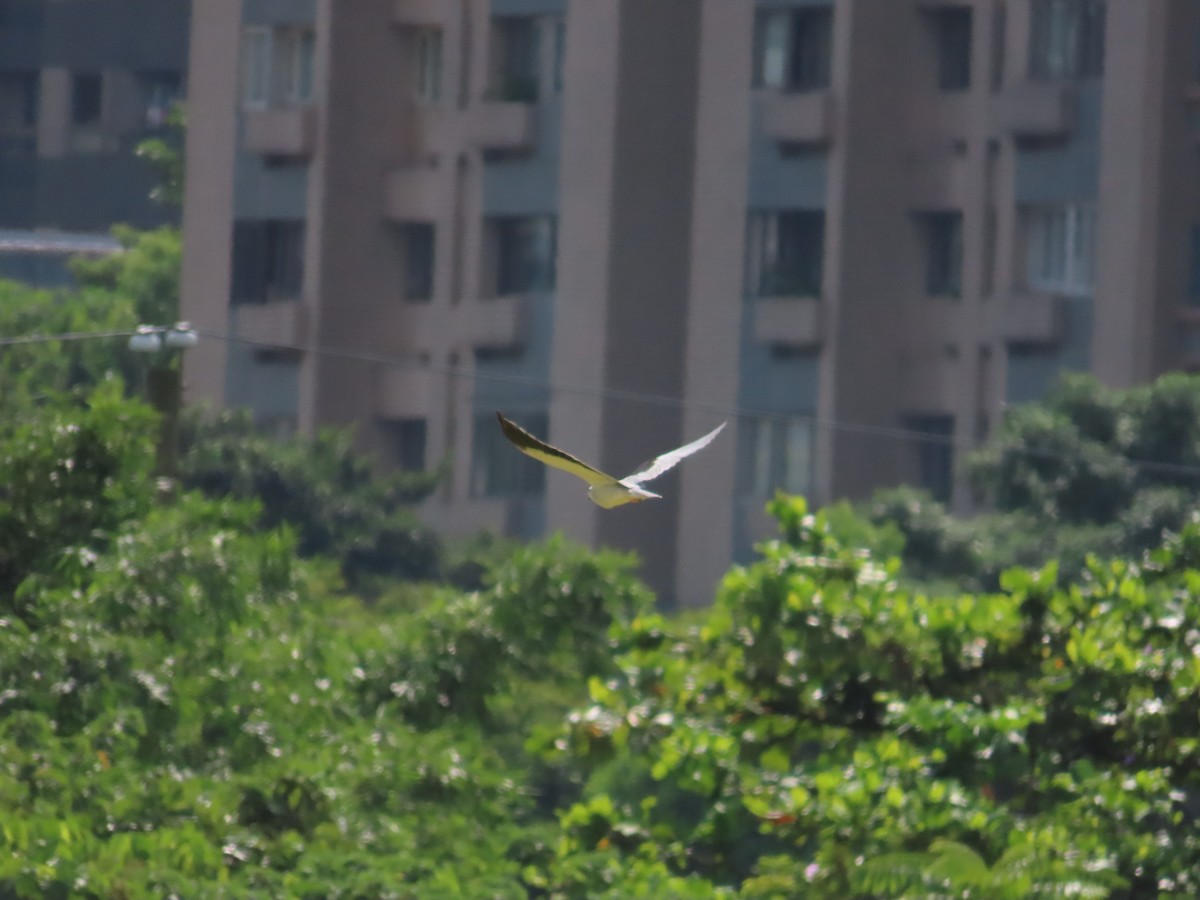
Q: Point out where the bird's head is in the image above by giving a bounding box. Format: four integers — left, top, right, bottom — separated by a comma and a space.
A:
625, 485, 661, 503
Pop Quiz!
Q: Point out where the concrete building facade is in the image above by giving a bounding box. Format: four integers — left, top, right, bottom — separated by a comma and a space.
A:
0, 0, 190, 234
181, 0, 1200, 606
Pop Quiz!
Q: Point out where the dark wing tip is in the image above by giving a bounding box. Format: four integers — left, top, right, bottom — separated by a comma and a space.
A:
496, 411, 533, 448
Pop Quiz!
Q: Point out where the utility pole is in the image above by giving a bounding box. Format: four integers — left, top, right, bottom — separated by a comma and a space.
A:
129, 323, 198, 492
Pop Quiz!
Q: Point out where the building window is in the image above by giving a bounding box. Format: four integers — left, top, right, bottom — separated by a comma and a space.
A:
746, 210, 825, 298
1187, 225, 1200, 306
551, 17, 565, 93
905, 415, 955, 503
71, 73, 102, 126
400, 222, 435, 302
1029, 0, 1106, 81
413, 28, 443, 103
472, 411, 546, 497
278, 27, 316, 104
493, 215, 556, 295
0, 71, 38, 131
493, 16, 541, 101
242, 27, 272, 107
1023, 203, 1095, 295
754, 6, 833, 91
231, 219, 306, 304
922, 211, 964, 297
744, 417, 813, 498
241, 25, 315, 107
981, 206, 997, 296
379, 418, 427, 472
933, 7, 973, 91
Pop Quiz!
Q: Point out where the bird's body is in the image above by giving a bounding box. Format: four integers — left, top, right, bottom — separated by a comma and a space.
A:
495, 412, 726, 508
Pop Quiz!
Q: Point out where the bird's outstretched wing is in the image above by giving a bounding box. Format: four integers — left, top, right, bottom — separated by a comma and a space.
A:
496, 413, 619, 488
622, 422, 726, 486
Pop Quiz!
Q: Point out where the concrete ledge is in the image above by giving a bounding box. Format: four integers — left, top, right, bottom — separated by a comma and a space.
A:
906, 152, 969, 209
463, 102, 536, 153
384, 166, 442, 221
393, 0, 452, 27
233, 300, 309, 353
387, 296, 530, 352
243, 106, 317, 159
752, 297, 822, 348
761, 90, 834, 147
990, 292, 1066, 344
464, 295, 529, 349
993, 82, 1076, 139
376, 366, 433, 419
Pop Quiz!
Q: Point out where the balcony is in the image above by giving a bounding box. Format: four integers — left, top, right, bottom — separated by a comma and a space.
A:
375, 366, 433, 419
395, 295, 529, 352
906, 152, 969, 209
464, 295, 529, 349
384, 166, 442, 220
752, 297, 822, 348
899, 353, 959, 411
243, 106, 318, 159
393, 0, 451, 27
233, 299, 310, 354
760, 91, 834, 147
989, 292, 1066, 344
462, 102, 536, 153
993, 82, 1076, 140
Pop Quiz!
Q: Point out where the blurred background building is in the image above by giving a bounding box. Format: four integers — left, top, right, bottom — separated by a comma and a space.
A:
180, 0, 1200, 605
0, 0, 189, 283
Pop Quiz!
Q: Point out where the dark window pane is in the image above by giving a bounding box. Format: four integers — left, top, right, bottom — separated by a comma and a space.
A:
906, 415, 955, 503
71, 73, 102, 125
789, 8, 833, 91
495, 216, 556, 295
230, 222, 266, 304
1029, 0, 1106, 80
265, 220, 305, 299
380, 418, 427, 471
747, 210, 825, 297
925, 211, 963, 297
496, 16, 540, 101
936, 7, 973, 90
1188, 224, 1200, 306
231, 219, 305, 304
402, 222, 435, 301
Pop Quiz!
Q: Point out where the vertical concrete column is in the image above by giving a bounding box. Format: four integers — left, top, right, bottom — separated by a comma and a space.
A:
820, 0, 915, 501
1092, 0, 1179, 387
674, 0, 754, 607
179, 0, 242, 410
37, 67, 71, 158
547, 0, 623, 549
593, 0, 702, 604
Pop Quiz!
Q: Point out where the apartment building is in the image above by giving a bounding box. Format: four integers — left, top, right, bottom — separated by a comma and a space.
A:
0, 0, 189, 239
181, 0, 1200, 606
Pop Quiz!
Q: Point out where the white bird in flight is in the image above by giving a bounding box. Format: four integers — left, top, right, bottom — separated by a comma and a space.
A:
496, 412, 727, 508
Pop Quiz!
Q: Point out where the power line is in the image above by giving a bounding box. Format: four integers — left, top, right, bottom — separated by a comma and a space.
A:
0, 329, 140, 347
7, 324, 1200, 481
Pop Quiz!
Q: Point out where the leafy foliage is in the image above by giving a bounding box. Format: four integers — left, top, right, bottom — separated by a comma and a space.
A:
544, 496, 1200, 897
857, 373, 1200, 589
6, 377, 1200, 896
68, 225, 182, 327
179, 410, 442, 588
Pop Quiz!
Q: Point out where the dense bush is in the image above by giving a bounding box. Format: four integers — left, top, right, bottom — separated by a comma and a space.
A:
6, 383, 1200, 895
179, 410, 443, 589
550, 496, 1200, 897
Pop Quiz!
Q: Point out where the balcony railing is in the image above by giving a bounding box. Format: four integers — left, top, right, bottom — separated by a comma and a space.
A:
243, 106, 318, 159
993, 82, 1076, 140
